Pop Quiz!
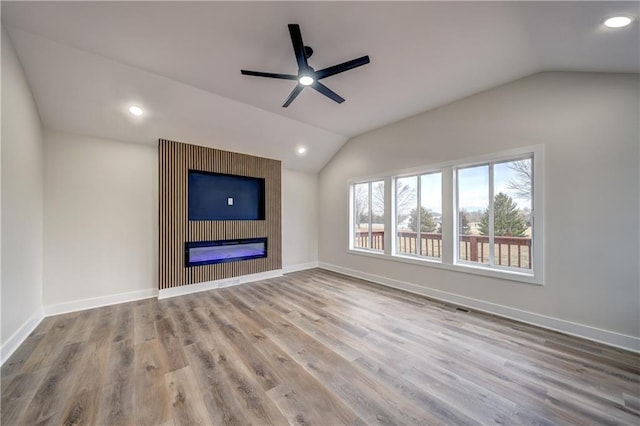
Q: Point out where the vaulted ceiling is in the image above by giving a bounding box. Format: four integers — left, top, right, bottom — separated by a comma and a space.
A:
3, 1, 638, 172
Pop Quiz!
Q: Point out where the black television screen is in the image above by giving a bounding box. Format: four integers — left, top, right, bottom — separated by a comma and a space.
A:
188, 170, 265, 221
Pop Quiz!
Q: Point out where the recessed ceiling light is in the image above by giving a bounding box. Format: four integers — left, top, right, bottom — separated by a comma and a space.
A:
297, 146, 307, 155
299, 76, 314, 86
604, 16, 633, 28
128, 105, 144, 116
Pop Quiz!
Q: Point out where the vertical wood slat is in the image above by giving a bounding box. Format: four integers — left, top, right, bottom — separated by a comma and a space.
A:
159, 139, 281, 290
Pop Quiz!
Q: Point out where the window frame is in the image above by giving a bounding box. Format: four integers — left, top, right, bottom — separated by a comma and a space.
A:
393, 170, 443, 260
349, 179, 386, 254
347, 145, 544, 285
454, 154, 535, 273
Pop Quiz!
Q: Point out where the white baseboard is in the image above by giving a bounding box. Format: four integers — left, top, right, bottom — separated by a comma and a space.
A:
283, 261, 318, 274
43, 288, 158, 317
158, 269, 283, 300
1, 309, 45, 365
318, 262, 640, 353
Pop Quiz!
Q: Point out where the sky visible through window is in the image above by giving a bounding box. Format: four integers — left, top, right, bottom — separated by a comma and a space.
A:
458, 160, 531, 212
421, 173, 442, 214
396, 159, 531, 218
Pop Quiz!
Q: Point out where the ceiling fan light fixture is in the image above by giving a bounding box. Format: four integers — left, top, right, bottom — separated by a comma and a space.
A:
299, 75, 314, 86
603, 16, 633, 28
128, 105, 143, 116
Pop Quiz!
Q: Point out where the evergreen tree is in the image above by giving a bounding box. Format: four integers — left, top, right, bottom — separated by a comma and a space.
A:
408, 206, 437, 233
478, 193, 527, 237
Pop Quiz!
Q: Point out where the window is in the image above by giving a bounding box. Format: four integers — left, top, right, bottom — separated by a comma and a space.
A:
395, 172, 442, 258
351, 180, 385, 251
457, 165, 490, 265
456, 157, 533, 271
348, 146, 542, 284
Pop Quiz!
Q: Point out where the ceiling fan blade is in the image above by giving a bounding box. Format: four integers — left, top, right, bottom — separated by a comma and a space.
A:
283, 84, 304, 108
288, 24, 308, 71
241, 70, 299, 80
315, 55, 370, 80
312, 81, 345, 104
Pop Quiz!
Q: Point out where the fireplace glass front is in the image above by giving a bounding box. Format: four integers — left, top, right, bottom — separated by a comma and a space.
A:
185, 238, 267, 267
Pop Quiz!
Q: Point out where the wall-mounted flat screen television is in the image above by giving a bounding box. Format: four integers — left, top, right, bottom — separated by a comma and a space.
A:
188, 170, 265, 221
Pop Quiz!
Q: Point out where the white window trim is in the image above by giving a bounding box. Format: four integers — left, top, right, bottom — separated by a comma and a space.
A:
393, 171, 443, 260
349, 179, 386, 254
347, 145, 544, 286
454, 154, 536, 271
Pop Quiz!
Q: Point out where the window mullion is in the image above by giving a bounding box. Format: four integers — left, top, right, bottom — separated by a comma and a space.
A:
488, 163, 495, 266
384, 177, 392, 256
351, 186, 355, 249
353, 184, 358, 249
392, 177, 397, 255
442, 167, 454, 264
416, 175, 422, 256
368, 182, 373, 249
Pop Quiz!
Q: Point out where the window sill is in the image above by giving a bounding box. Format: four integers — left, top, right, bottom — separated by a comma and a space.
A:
348, 248, 543, 286
348, 248, 385, 258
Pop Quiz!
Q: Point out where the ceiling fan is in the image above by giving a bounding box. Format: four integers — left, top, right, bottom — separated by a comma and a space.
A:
241, 24, 370, 107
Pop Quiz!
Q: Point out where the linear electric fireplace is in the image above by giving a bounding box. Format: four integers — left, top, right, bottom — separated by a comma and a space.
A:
185, 238, 267, 267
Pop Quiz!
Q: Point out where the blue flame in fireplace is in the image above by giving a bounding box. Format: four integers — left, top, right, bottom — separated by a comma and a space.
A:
185, 238, 267, 267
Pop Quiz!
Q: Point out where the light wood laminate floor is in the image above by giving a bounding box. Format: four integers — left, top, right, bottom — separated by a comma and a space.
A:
2, 269, 639, 425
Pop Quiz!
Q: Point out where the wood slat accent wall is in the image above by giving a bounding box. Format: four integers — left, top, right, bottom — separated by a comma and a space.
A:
159, 139, 281, 290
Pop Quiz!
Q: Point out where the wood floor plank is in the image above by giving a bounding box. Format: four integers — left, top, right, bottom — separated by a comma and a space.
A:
1, 395, 34, 425
207, 292, 367, 425
201, 300, 281, 392
133, 339, 172, 426
283, 310, 364, 362
165, 298, 198, 347
165, 366, 211, 425
192, 303, 289, 425
183, 342, 246, 425
96, 375, 135, 426
94, 338, 135, 425
266, 381, 367, 426
1, 368, 47, 406
112, 303, 135, 343
263, 320, 431, 425
22, 341, 86, 424
2, 268, 639, 425
0, 368, 47, 425
19, 315, 79, 374
154, 316, 188, 372
209, 338, 289, 425
58, 388, 100, 426
29, 315, 57, 337
134, 298, 158, 344
0, 333, 45, 379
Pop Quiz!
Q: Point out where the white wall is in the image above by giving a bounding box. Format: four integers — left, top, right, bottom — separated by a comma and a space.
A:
43, 130, 158, 310
319, 72, 640, 350
1, 28, 44, 355
282, 169, 318, 271
43, 130, 319, 310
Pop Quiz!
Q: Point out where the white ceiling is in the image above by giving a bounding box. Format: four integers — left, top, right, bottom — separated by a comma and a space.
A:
3, 1, 638, 172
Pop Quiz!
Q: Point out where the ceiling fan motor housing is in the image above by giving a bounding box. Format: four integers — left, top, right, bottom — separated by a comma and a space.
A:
240, 24, 370, 107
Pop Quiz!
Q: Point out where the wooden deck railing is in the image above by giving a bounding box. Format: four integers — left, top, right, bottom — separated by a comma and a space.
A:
397, 232, 442, 258
354, 230, 385, 250
355, 231, 531, 269
458, 234, 531, 268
